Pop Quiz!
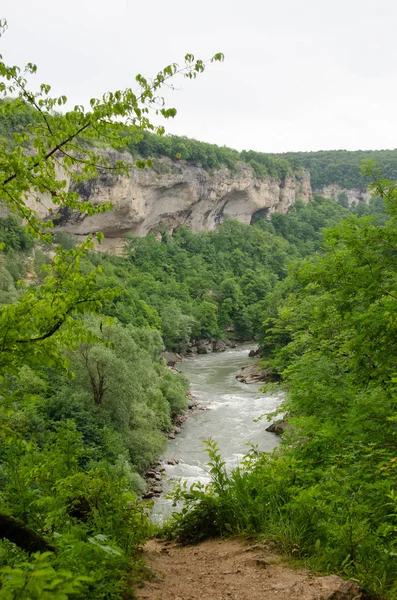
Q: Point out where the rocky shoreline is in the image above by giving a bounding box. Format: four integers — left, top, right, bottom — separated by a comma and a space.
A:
143, 344, 279, 500
142, 389, 210, 499
161, 338, 239, 369
265, 419, 289, 435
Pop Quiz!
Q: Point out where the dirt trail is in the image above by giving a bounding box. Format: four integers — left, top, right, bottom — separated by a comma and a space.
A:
135, 538, 363, 600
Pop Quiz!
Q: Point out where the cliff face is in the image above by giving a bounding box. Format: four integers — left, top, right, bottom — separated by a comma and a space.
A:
313, 184, 372, 205
48, 156, 311, 251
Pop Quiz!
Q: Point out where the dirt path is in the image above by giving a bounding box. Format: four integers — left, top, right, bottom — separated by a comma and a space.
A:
135, 538, 364, 600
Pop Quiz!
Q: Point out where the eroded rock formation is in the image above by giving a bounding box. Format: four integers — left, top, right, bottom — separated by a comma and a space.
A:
314, 183, 372, 205
38, 155, 311, 252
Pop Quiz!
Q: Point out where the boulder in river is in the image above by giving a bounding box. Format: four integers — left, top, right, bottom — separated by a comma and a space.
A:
236, 363, 271, 383
266, 420, 289, 435
186, 345, 198, 355
248, 348, 260, 358
162, 351, 183, 367
197, 340, 212, 354
167, 458, 179, 465
175, 414, 188, 425
213, 340, 228, 352
142, 490, 154, 499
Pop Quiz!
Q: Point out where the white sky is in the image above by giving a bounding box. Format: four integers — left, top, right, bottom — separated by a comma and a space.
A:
1, 0, 397, 153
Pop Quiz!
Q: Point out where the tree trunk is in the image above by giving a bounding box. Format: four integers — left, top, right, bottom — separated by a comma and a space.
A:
0, 513, 56, 554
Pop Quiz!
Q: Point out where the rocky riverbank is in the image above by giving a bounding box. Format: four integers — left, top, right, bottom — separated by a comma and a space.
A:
161, 339, 238, 367
146, 345, 282, 508
142, 392, 210, 499
236, 362, 280, 384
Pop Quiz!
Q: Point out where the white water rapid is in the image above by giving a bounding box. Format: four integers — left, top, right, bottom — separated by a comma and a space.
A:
152, 345, 283, 522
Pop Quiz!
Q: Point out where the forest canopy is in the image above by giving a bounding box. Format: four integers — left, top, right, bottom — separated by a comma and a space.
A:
275, 148, 397, 189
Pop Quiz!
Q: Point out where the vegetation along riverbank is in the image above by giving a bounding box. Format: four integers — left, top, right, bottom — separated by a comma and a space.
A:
2, 16, 397, 599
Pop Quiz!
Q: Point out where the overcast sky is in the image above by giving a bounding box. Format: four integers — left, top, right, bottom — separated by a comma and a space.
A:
1, 0, 397, 153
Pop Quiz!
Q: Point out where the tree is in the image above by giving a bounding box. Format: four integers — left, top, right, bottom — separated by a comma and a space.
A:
0, 16, 223, 571
0, 18, 224, 361
0, 19, 224, 241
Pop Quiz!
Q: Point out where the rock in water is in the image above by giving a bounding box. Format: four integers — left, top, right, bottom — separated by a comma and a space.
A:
248, 348, 260, 357
161, 351, 183, 367
266, 420, 289, 435
212, 340, 228, 352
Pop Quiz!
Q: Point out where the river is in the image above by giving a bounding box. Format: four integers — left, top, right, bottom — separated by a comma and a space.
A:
152, 345, 283, 522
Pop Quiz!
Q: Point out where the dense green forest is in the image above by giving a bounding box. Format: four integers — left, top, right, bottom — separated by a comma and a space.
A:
127, 133, 397, 189
126, 131, 295, 178
126, 134, 397, 190
0, 194, 384, 597
4, 97, 397, 192
0, 92, 390, 600
126, 131, 397, 190
170, 175, 397, 599
273, 149, 397, 189
2, 33, 397, 600
0, 100, 295, 179
84, 194, 384, 349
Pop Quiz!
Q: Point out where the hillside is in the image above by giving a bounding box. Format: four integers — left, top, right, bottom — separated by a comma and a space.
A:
272, 149, 397, 189
51, 155, 311, 251
53, 143, 397, 245
4, 103, 397, 250
0, 87, 395, 600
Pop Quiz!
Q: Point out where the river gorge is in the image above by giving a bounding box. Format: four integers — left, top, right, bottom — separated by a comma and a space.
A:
152, 346, 283, 523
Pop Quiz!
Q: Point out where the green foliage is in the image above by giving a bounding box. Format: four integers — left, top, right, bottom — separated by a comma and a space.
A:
0, 20, 223, 599
0, 418, 151, 598
2, 15, 396, 598
0, 216, 34, 253
166, 173, 397, 599
87, 198, 382, 350
53, 231, 77, 250
276, 149, 397, 189
125, 131, 296, 178
0, 552, 91, 599
0, 98, 38, 148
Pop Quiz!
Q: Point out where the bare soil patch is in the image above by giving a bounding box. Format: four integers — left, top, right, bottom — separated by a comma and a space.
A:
135, 538, 363, 600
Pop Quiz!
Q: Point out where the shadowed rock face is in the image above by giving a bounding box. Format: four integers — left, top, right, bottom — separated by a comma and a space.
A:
32, 155, 312, 252
314, 183, 372, 205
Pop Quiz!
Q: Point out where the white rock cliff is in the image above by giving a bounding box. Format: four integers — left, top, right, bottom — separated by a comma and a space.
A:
313, 184, 372, 205
49, 157, 311, 252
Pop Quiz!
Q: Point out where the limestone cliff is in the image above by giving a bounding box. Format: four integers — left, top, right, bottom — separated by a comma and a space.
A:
313, 184, 372, 205
48, 155, 311, 252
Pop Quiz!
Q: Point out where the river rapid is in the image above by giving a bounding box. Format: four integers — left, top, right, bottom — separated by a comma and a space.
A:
152, 345, 283, 522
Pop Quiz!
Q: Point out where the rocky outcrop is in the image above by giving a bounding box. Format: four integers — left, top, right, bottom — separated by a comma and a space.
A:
314, 184, 372, 206
39, 154, 311, 251
266, 419, 289, 435
248, 348, 261, 358
236, 362, 280, 384
161, 351, 183, 367
195, 339, 229, 354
